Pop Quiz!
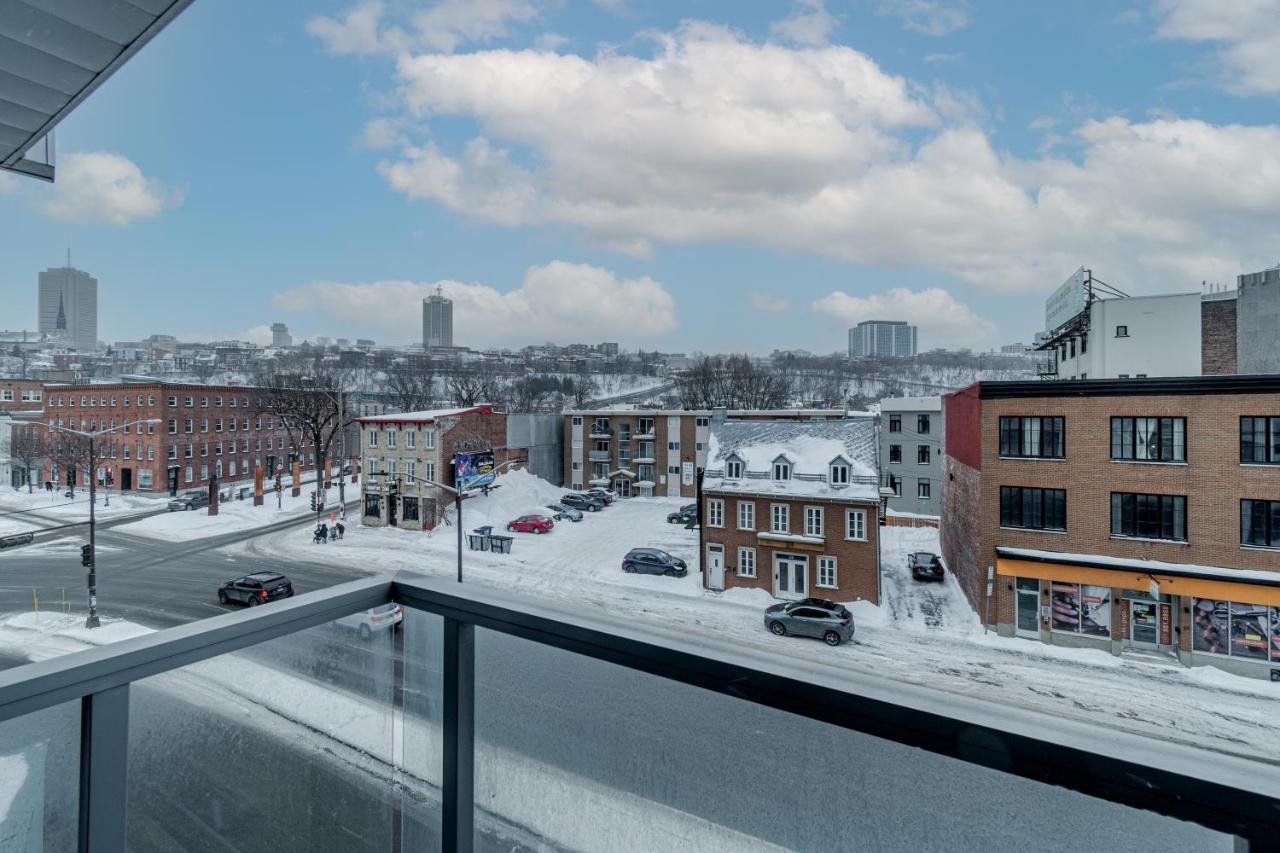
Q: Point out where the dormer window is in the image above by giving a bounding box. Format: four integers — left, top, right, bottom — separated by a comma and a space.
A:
772, 456, 792, 481
829, 458, 850, 485
725, 456, 744, 479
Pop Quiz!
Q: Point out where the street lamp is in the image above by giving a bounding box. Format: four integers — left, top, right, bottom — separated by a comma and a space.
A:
48, 417, 161, 628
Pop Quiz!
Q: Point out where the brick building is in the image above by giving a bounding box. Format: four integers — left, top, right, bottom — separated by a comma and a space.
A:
39, 382, 318, 494
0, 380, 46, 412
700, 417, 882, 604
563, 408, 849, 498
358, 405, 510, 531
942, 376, 1280, 679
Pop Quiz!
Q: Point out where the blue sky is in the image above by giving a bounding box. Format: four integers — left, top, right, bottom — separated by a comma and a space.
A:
3, 0, 1279, 354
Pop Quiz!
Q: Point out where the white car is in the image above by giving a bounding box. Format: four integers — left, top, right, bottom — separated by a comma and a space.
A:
337, 602, 403, 640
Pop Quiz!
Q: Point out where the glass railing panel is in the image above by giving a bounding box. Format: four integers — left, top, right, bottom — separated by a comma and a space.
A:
0, 697, 80, 852
399, 607, 443, 853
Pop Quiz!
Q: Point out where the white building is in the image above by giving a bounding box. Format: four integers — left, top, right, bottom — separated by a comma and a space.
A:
37, 266, 98, 352
848, 321, 917, 359
422, 286, 454, 349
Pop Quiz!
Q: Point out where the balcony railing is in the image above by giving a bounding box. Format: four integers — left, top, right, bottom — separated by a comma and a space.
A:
588, 450, 611, 462
1035, 359, 1058, 377
0, 572, 1275, 852
588, 425, 612, 438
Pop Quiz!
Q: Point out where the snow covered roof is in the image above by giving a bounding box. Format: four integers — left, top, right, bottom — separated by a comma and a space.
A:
357, 405, 494, 424
703, 417, 879, 502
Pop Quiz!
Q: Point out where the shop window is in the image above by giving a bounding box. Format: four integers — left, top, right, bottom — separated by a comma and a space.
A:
1192, 599, 1276, 661
402, 497, 419, 522
1049, 583, 1111, 637
364, 494, 382, 518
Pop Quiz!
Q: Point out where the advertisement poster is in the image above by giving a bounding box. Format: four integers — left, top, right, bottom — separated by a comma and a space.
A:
1193, 599, 1230, 655
1230, 602, 1269, 660
681, 461, 694, 486
1080, 585, 1111, 638
1050, 582, 1080, 632
1271, 607, 1280, 663
456, 449, 496, 491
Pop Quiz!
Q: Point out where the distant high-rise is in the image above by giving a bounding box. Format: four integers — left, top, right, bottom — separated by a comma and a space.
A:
270, 322, 293, 347
422, 286, 454, 349
848, 320, 917, 359
38, 265, 98, 352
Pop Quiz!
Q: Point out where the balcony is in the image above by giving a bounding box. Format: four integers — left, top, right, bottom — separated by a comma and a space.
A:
1035, 359, 1058, 377
634, 429, 656, 440
588, 425, 612, 439
588, 450, 611, 462
0, 573, 1270, 852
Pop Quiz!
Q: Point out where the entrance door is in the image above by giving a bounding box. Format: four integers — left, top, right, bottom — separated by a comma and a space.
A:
773, 553, 808, 600
120, 468, 133, 491
167, 466, 179, 496
613, 478, 631, 498
388, 495, 398, 527
1015, 577, 1040, 637
706, 545, 724, 590
1130, 601, 1159, 648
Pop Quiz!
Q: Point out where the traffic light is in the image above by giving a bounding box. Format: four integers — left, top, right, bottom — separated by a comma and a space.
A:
310, 492, 317, 511
80, 544, 93, 567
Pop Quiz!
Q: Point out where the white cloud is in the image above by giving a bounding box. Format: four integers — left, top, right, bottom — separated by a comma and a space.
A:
771, 0, 837, 47
1154, 0, 1280, 95
36, 152, 182, 226
272, 261, 676, 346
307, 1, 392, 56
812, 287, 998, 349
359, 116, 408, 149
534, 32, 569, 51
876, 0, 969, 36
412, 0, 540, 53
308, 0, 543, 56
923, 51, 963, 63
749, 293, 792, 313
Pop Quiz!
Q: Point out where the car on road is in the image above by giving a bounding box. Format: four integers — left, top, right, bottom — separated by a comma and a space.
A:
546, 503, 583, 522
168, 489, 210, 512
507, 514, 555, 534
909, 552, 945, 582
561, 493, 605, 512
666, 507, 697, 525
622, 547, 688, 577
218, 572, 294, 607
586, 488, 616, 505
337, 602, 403, 640
763, 598, 854, 646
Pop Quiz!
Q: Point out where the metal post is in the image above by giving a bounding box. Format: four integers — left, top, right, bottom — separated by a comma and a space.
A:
456, 491, 464, 583
337, 391, 346, 506
79, 685, 130, 852
442, 618, 475, 853
86, 434, 98, 629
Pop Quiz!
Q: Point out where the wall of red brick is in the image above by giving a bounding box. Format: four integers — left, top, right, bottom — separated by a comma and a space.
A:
1201, 298, 1238, 375
943, 384, 982, 471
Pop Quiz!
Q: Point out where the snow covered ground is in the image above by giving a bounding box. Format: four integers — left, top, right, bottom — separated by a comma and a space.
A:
236, 470, 1280, 766
0, 488, 159, 531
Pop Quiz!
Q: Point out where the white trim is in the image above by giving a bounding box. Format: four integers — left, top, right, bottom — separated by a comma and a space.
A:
737, 546, 757, 578
804, 504, 824, 537
817, 555, 837, 589
707, 498, 724, 528
845, 508, 866, 541
770, 502, 789, 534
737, 499, 755, 531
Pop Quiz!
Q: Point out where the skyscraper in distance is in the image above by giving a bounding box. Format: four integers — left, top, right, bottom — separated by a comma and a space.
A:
422, 285, 454, 348
38, 265, 98, 352
848, 320, 917, 359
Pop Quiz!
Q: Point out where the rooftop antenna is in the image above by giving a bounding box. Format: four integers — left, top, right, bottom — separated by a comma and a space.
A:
66, 248, 71, 268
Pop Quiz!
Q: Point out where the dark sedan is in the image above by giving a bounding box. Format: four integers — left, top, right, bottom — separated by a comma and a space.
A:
219, 572, 294, 607
622, 548, 688, 577
561, 493, 605, 512
909, 552, 945, 582
764, 598, 854, 646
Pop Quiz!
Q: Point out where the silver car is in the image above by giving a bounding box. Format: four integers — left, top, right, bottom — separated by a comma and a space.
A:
763, 598, 854, 646
337, 602, 404, 641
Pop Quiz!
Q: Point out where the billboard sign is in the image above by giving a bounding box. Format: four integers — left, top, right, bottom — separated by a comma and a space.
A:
1044, 267, 1088, 332
456, 449, 496, 491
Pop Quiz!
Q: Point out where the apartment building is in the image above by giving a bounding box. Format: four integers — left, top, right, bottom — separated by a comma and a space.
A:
38, 382, 317, 494
358, 405, 509, 531
0, 380, 45, 412
563, 408, 849, 498
700, 418, 882, 603
942, 376, 1280, 679
879, 396, 942, 516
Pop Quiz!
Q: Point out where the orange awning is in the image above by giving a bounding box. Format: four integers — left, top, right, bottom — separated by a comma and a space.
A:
996, 557, 1280, 607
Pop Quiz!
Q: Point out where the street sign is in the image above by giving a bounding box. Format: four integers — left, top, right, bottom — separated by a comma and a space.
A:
1148, 578, 1160, 599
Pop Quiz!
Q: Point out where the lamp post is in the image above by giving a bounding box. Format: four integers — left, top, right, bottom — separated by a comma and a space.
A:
48, 417, 161, 628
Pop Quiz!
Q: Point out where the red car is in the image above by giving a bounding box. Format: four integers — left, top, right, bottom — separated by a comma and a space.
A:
507, 514, 555, 534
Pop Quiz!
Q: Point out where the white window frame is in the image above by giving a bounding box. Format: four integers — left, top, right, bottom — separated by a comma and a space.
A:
817, 556, 837, 589
771, 503, 789, 533
804, 505, 824, 537
737, 500, 755, 531
726, 458, 743, 479
368, 430, 378, 448
918, 479, 931, 500
772, 460, 791, 481
387, 429, 396, 448
846, 509, 867, 541
738, 547, 757, 578
406, 430, 416, 449
425, 428, 436, 449
707, 499, 724, 528
829, 462, 850, 485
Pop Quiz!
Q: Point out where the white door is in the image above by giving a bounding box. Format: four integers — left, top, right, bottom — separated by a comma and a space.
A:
706, 545, 725, 590
773, 553, 807, 600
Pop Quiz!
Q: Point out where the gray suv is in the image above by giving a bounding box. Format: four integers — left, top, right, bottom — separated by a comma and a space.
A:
167, 489, 210, 511
764, 598, 854, 646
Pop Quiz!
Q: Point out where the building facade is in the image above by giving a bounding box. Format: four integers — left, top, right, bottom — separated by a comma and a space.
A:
848, 321, 917, 359
38, 266, 98, 352
879, 396, 942, 516
562, 409, 850, 498
0, 380, 45, 413
1236, 266, 1280, 374
422, 287, 454, 349
1037, 292, 1202, 380
941, 376, 1280, 679
358, 405, 509, 531
700, 419, 882, 604
270, 323, 293, 347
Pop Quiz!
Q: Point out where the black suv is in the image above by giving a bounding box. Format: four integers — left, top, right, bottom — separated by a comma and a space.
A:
561, 493, 605, 512
219, 572, 294, 607
622, 548, 688, 577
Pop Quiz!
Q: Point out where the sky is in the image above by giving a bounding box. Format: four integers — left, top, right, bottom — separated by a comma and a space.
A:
3, 0, 1280, 355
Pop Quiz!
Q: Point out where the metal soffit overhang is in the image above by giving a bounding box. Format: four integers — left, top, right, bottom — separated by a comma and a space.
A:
0, 0, 194, 181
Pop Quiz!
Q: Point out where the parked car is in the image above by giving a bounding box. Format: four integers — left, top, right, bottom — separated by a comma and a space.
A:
909, 552, 945, 582
337, 602, 403, 640
218, 572, 294, 607
666, 507, 697, 525
622, 548, 688, 577
507, 514, 555, 534
586, 488, 616, 505
168, 489, 210, 512
763, 598, 854, 646
561, 493, 605, 512
546, 503, 583, 522
679, 503, 697, 514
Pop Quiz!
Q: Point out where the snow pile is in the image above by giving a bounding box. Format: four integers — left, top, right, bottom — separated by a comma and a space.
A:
115, 477, 347, 542
878, 525, 981, 636
448, 469, 570, 531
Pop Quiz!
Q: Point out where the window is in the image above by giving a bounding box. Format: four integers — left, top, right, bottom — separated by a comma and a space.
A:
572, 461, 582, 471
829, 461, 849, 485
1192, 598, 1276, 661
402, 497, 420, 522
1241, 500, 1280, 548
918, 479, 931, 500
184, 397, 194, 408
886, 474, 901, 497
1069, 338, 1076, 359
917, 414, 930, 434
725, 457, 743, 479
425, 428, 435, 450
200, 397, 208, 408
888, 414, 901, 432
387, 429, 396, 448
998, 416, 1065, 459
229, 397, 237, 408
215, 442, 222, 456
406, 430, 416, 449
738, 547, 756, 578
215, 397, 223, 407
999, 486, 1066, 531
889, 444, 901, 464
147, 446, 155, 461
846, 509, 866, 541
1115, 325, 1129, 337
368, 430, 378, 448
185, 444, 193, 459
184, 466, 193, 484
772, 459, 791, 481
1111, 417, 1185, 462
572, 416, 582, 426
737, 501, 755, 530
1110, 492, 1186, 541
917, 445, 930, 465
817, 556, 837, 589
168, 445, 177, 460
668, 465, 680, 474
771, 504, 789, 533
668, 441, 680, 451
804, 506, 824, 537
200, 418, 208, 433
201, 443, 209, 457
695, 417, 709, 428
168, 396, 177, 407
1049, 584, 1112, 637
364, 494, 382, 518
707, 499, 724, 527
167, 419, 177, 435
1240, 417, 1280, 464
200, 464, 209, 480
148, 395, 155, 406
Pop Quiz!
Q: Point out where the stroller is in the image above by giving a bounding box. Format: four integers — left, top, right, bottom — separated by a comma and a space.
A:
313, 523, 328, 544
333, 521, 346, 540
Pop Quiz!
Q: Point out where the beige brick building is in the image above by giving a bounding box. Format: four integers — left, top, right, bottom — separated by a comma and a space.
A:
942, 376, 1280, 679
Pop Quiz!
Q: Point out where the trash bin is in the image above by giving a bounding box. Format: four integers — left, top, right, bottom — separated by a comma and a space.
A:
489, 535, 513, 555
473, 526, 493, 537
467, 533, 492, 551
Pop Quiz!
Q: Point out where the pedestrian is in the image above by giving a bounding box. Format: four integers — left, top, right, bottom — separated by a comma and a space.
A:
316, 522, 328, 544
336, 521, 346, 540
340, 503, 346, 522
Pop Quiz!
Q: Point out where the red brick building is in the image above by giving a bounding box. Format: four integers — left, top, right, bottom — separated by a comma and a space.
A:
0, 380, 46, 412
39, 382, 318, 494
700, 417, 882, 604
942, 376, 1280, 679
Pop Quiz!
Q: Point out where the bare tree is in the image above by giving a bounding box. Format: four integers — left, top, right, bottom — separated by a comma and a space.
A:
446, 364, 507, 408
190, 360, 219, 384
252, 364, 349, 494
571, 375, 596, 408
676, 355, 791, 409
45, 427, 115, 498
2, 425, 47, 492
382, 357, 437, 412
